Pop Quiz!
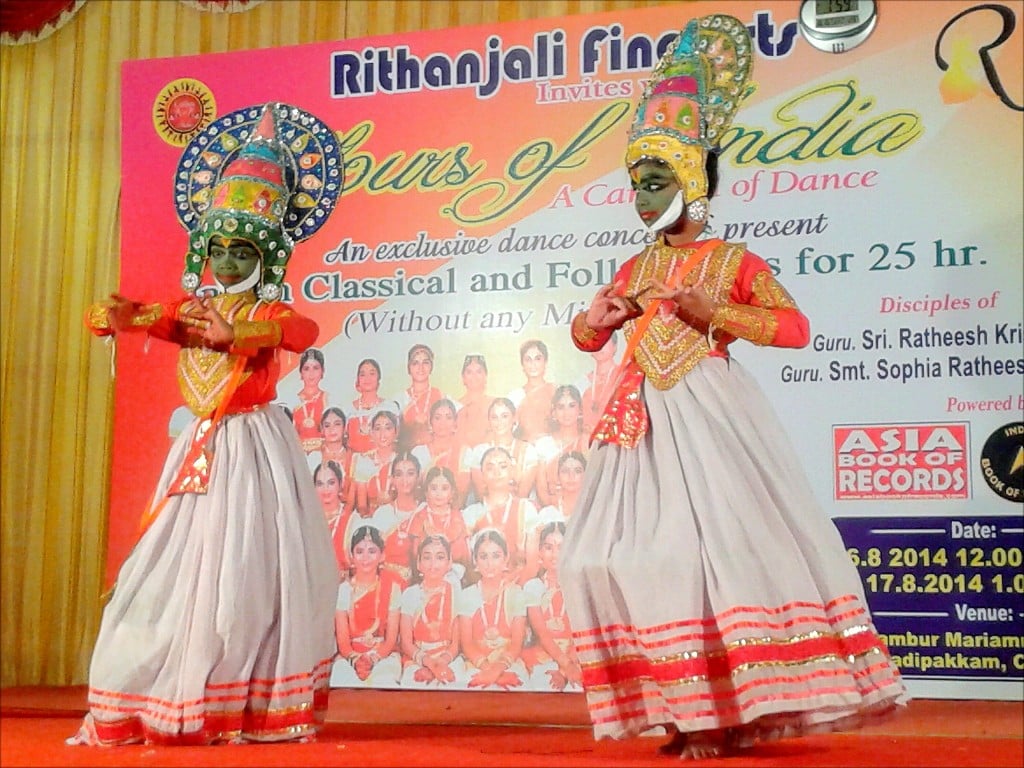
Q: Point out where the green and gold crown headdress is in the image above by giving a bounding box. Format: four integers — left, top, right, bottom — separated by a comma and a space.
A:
174, 102, 343, 301
625, 14, 755, 205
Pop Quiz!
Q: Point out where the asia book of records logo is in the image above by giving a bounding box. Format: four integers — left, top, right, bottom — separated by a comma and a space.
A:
832, 423, 969, 501
979, 421, 1024, 503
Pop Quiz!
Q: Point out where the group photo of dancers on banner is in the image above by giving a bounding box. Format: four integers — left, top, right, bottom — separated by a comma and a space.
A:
284, 337, 614, 692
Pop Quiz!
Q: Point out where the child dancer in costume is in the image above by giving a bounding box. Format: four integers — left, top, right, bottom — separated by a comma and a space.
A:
71, 103, 342, 745
344, 358, 401, 455
315, 459, 355, 576
351, 409, 401, 515
522, 452, 586, 583
456, 529, 530, 690
408, 465, 472, 575
560, 15, 906, 759
331, 526, 403, 688
523, 521, 582, 692
454, 353, 495, 454
463, 446, 541, 584
534, 451, 586, 530
470, 397, 540, 502
411, 398, 474, 502
532, 384, 588, 507
396, 343, 450, 450
317, 406, 353, 479
399, 534, 466, 687
507, 339, 556, 443
294, 347, 328, 454
371, 451, 425, 588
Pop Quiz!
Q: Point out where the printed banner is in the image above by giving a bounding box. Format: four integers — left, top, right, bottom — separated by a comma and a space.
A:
115, 0, 1023, 698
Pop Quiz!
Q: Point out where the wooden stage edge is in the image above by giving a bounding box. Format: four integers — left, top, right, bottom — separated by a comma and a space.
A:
2, 686, 1022, 740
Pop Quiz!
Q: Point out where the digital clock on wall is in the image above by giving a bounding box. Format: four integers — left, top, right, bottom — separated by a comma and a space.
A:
799, 0, 878, 53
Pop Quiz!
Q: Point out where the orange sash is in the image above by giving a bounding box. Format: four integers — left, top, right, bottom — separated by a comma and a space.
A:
137, 301, 271, 535
589, 238, 721, 447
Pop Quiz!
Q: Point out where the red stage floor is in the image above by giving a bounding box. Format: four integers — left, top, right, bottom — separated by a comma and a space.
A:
2, 687, 1021, 767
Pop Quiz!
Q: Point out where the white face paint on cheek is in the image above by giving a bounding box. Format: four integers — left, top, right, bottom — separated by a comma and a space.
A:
648, 190, 685, 232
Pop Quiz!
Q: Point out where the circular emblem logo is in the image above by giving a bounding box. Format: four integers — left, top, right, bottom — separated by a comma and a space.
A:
979, 421, 1024, 503
153, 79, 216, 146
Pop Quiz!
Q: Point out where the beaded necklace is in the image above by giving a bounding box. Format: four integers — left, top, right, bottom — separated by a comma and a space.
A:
425, 504, 453, 536
482, 495, 514, 533
298, 389, 324, 429
480, 582, 507, 646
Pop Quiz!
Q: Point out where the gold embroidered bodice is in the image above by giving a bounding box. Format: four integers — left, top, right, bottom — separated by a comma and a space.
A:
623, 240, 744, 390
177, 293, 254, 414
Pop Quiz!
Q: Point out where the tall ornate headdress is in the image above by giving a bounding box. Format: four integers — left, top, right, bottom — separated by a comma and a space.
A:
625, 14, 754, 220
174, 102, 342, 301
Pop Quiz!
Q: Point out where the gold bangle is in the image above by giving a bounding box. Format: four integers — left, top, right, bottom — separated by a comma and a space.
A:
571, 312, 598, 343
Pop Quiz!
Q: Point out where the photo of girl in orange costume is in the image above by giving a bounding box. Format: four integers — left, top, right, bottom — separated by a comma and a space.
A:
396, 344, 450, 450
456, 529, 528, 690
470, 397, 539, 503
294, 347, 329, 454
463, 446, 540, 585
317, 407, 353, 481
351, 409, 400, 516
408, 465, 471, 575
315, 459, 354, 576
522, 521, 581, 692
369, 451, 425, 588
345, 358, 400, 455
331, 526, 403, 688
398, 534, 465, 688
533, 385, 589, 507
411, 398, 473, 502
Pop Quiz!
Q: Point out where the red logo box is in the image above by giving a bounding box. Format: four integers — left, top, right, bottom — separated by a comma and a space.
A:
833, 423, 970, 500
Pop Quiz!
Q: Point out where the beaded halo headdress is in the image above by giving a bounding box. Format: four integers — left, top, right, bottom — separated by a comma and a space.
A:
174, 102, 343, 302
625, 14, 754, 222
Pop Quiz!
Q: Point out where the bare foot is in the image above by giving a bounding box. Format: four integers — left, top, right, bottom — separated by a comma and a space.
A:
678, 729, 727, 760
65, 729, 92, 747
65, 715, 102, 746
658, 728, 688, 755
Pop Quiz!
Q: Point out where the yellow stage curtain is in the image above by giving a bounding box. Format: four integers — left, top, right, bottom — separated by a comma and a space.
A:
0, 0, 673, 686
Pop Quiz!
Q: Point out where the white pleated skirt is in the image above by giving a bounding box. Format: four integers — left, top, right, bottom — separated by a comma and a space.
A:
77, 405, 339, 745
560, 357, 907, 740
